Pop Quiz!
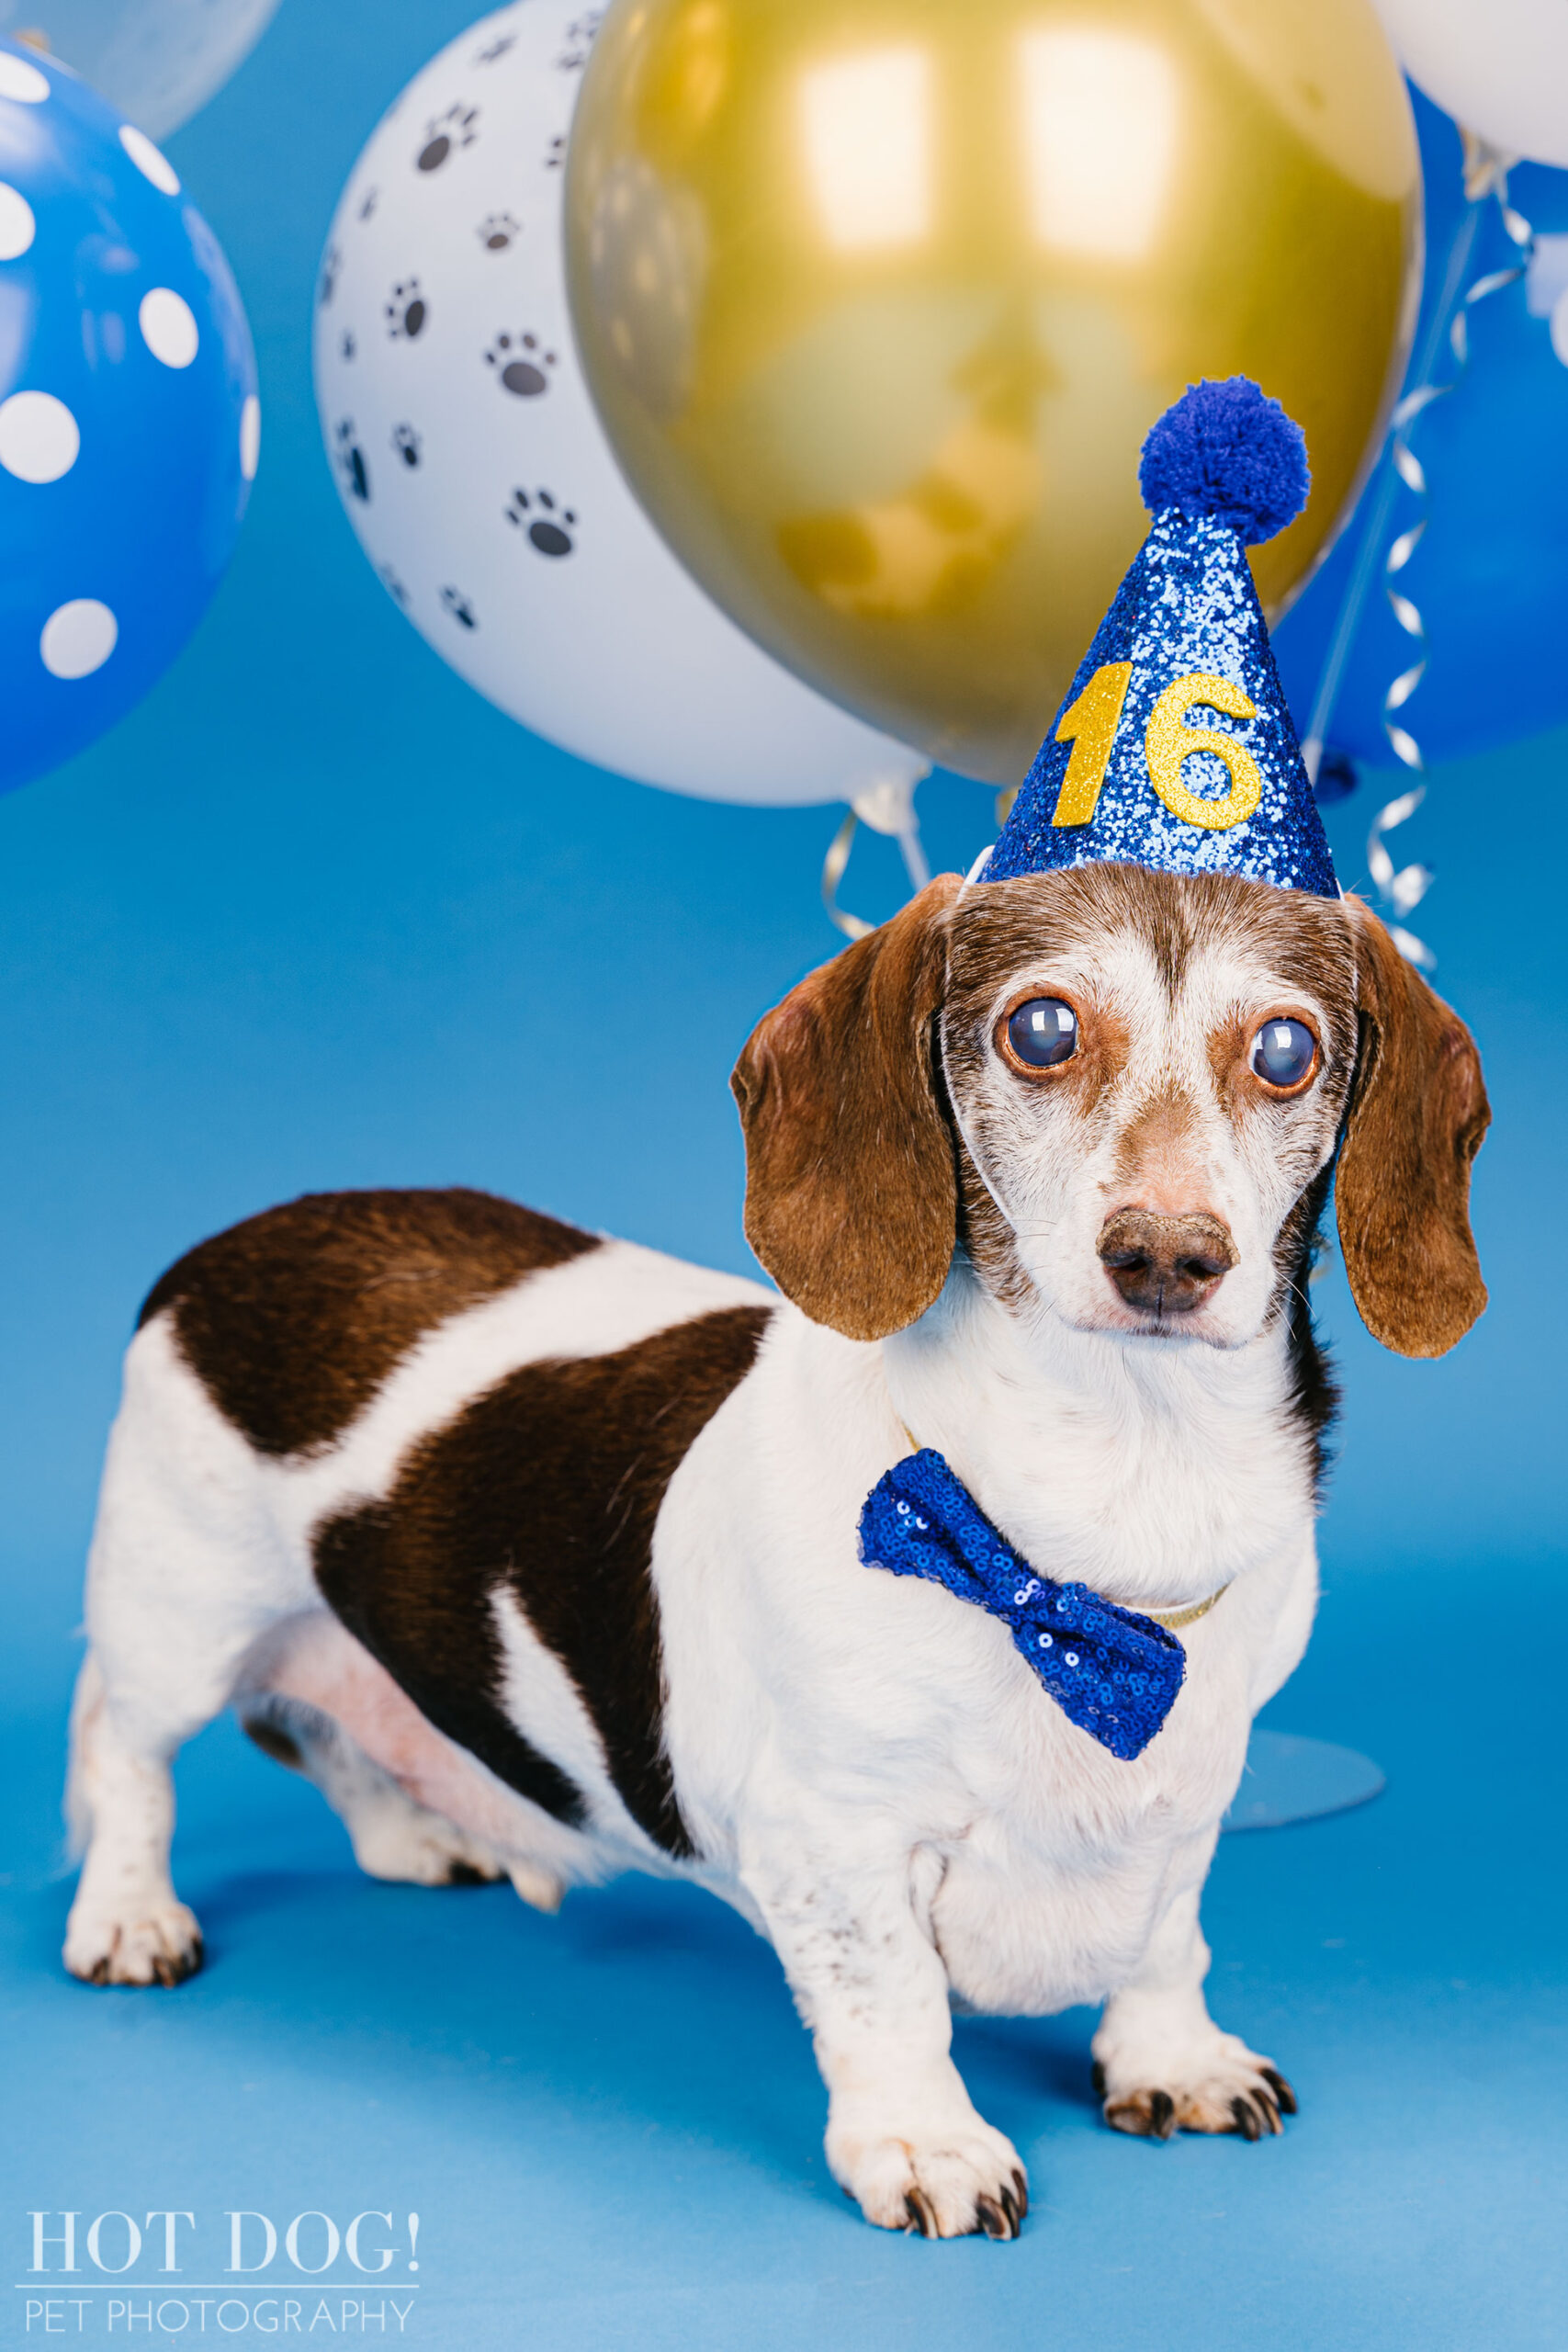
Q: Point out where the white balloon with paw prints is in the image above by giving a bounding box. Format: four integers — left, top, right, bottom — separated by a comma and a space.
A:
312, 1, 926, 808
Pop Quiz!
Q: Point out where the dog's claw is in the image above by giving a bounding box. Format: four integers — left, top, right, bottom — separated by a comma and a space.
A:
1090, 2059, 1107, 2097
150, 1940, 202, 1987
1261, 2067, 1298, 2116
976, 2194, 1013, 2241
904, 2188, 937, 2239
1230, 2096, 1262, 2142
1105, 2086, 1178, 2140
1010, 2166, 1029, 2219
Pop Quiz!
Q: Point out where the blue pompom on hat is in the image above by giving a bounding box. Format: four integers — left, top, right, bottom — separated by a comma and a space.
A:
986, 378, 1337, 898
1136, 374, 1311, 546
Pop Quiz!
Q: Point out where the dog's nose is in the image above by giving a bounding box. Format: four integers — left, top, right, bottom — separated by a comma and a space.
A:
1097, 1209, 1238, 1317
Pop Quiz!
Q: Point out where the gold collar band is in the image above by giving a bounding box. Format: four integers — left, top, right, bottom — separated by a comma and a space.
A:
1137, 1587, 1229, 1632
894, 1420, 1228, 1634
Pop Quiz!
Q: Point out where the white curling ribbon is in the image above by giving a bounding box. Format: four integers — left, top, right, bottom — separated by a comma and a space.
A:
1376, 150, 1533, 961
1303, 130, 1537, 968
1466, 265, 1527, 304
1368, 786, 1434, 937
1390, 442, 1426, 496
1385, 661, 1426, 713
821, 766, 932, 940
1387, 522, 1426, 571
1389, 924, 1437, 972
1392, 384, 1443, 437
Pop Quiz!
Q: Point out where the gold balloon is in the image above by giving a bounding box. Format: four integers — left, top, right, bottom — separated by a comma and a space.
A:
567, 0, 1419, 785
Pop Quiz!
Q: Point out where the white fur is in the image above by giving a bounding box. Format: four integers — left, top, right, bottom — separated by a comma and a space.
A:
64, 914, 1336, 2235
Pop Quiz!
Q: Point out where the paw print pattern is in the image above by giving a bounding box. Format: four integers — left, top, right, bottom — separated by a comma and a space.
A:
340, 329, 356, 362
334, 420, 369, 502
385, 280, 426, 339
507, 487, 577, 556
441, 585, 477, 628
379, 564, 410, 607
545, 133, 566, 170
478, 212, 519, 252
475, 31, 516, 64
358, 186, 379, 222
485, 331, 557, 396
417, 105, 479, 173
319, 244, 341, 307
391, 424, 422, 468
557, 12, 604, 70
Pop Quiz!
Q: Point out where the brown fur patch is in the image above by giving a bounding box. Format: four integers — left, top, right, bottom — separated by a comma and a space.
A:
732, 876, 962, 1341
141, 1188, 600, 1457
313, 1306, 773, 1856
1337, 898, 1489, 1357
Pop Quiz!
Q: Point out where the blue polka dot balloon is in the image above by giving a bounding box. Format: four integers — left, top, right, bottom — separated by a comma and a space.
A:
0, 38, 257, 796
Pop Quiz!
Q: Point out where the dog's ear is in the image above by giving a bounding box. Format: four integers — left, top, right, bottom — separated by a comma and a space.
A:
731, 874, 963, 1341
1336, 896, 1490, 1358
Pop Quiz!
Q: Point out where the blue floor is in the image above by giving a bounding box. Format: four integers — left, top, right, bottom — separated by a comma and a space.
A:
3, 4, 1566, 2345
5, 1543, 1564, 2350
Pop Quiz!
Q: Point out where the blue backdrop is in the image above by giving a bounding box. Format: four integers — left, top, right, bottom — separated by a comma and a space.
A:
1, 9, 1563, 2349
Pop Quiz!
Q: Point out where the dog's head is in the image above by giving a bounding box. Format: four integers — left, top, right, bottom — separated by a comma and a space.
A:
731, 864, 1488, 1359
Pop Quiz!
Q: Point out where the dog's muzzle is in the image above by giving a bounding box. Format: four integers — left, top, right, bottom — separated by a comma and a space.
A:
1096, 1209, 1239, 1318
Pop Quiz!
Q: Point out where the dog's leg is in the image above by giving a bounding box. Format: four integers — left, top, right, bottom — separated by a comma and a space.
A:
1091, 1860, 1295, 2142
63, 1338, 296, 1987
63, 1651, 207, 1986
239, 1697, 560, 1906
745, 1838, 1026, 2238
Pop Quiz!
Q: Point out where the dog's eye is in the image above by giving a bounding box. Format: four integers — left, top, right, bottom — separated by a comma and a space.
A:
1250, 1017, 1317, 1091
1005, 997, 1078, 1069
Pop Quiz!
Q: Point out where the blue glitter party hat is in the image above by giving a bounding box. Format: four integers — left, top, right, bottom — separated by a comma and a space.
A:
987, 379, 1337, 897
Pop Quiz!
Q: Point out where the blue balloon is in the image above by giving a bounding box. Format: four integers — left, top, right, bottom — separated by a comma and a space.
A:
0, 38, 256, 796
1273, 88, 1568, 776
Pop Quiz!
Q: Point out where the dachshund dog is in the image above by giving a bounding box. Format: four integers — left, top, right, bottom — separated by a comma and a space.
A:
63, 863, 1487, 2238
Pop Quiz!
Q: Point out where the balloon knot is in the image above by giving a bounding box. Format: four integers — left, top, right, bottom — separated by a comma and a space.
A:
1138, 377, 1310, 545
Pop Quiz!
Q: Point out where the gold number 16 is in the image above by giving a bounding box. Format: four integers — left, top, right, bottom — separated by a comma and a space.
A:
1052, 663, 1264, 833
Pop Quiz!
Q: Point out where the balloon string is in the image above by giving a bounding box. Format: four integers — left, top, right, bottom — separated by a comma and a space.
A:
1298, 200, 1484, 788
821, 810, 874, 940
1302, 133, 1530, 971
820, 773, 932, 939
1371, 138, 1532, 966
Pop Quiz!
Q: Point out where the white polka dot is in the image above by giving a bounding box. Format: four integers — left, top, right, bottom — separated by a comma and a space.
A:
240, 392, 261, 481
40, 599, 118, 679
0, 52, 50, 104
118, 123, 180, 196
0, 389, 78, 481
139, 286, 198, 368
0, 182, 35, 258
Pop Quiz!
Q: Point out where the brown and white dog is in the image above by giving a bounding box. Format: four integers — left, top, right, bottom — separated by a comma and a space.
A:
63, 863, 1487, 2239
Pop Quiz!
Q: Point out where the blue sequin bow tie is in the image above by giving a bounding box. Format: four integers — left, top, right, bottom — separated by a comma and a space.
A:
858, 1450, 1186, 1760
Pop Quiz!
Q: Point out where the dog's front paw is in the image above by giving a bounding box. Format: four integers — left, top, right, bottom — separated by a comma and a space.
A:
1093, 2030, 1295, 2142
828, 2109, 1028, 2238
64, 1894, 204, 1988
